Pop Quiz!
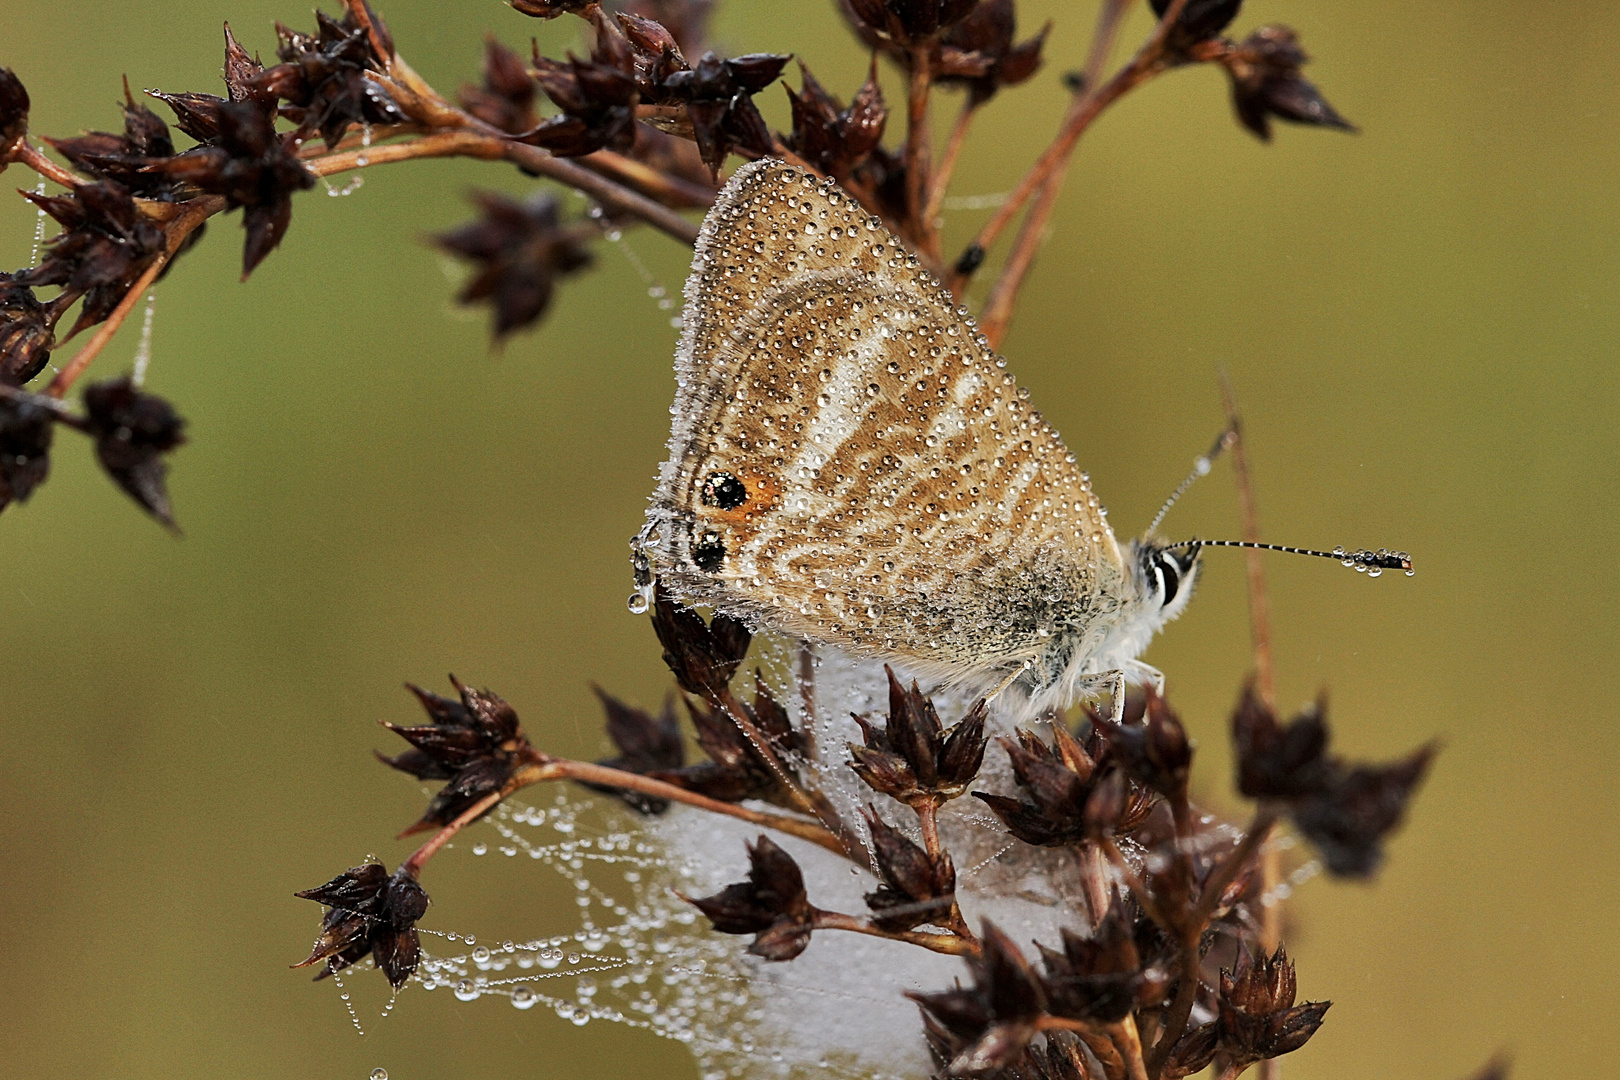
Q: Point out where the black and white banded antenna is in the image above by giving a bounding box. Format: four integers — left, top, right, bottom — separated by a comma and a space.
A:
1146, 425, 1238, 536
1165, 539, 1414, 577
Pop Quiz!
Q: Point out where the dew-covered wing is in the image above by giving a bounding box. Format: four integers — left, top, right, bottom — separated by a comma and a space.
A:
644, 160, 1124, 673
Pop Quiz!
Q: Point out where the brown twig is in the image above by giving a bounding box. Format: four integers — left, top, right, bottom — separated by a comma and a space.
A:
44, 195, 222, 398
511, 754, 846, 856
1081, 0, 1134, 94
401, 789, 506, 876
922, 98, 977, 230
810, 909, 978, 956
1097, 836, 1172, 932
1217, 371, 1275, 709
580, 149, 718, 209
953, 0, 1191, 329
1217, 370, 1281, 1080
904, 45, 938, 261
13, 141, 84, 188
1146, 805, 1281, 1075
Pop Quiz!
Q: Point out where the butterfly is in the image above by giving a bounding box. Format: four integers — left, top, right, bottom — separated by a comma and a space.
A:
633, 159, 1199, 721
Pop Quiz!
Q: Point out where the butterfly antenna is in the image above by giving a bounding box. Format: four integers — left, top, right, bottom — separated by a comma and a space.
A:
1146, 425, 1238, 536
1165, 539, 1414, 577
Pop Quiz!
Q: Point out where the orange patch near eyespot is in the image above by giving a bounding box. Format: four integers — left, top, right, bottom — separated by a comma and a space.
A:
699, 463, 781, 544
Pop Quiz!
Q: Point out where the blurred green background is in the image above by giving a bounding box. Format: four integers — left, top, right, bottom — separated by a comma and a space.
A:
1, 1, 1615, 1078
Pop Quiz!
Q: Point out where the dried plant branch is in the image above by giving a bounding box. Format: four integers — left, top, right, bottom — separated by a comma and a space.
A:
950, 0, 1189, 321
514, 754, 846, 855
13, 140, 83, 188
811, 909, 978, 957
905, 46, 938, 261
922, 98, 976, 229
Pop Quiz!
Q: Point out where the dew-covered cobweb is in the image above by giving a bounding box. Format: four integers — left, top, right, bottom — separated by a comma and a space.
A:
326, 640, 1314, 1080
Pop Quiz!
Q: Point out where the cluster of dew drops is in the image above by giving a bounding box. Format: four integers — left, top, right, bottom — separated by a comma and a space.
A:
350, 792, 849, 1079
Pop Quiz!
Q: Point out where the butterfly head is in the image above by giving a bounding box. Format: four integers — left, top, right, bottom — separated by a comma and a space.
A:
1129, 538, 1201, 626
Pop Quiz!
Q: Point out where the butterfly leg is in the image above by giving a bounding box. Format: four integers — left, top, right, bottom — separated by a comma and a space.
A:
1071, 669, 1129, 728
985, 657, 1037, 702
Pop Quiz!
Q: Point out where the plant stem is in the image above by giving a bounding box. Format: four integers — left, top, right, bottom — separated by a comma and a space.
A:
810, 910, 978, 956
1147, 805, 1280, 1074
512, 754, 846, 855
905, 45, 938, 261
922, 98, 976, 230
953, 0, 1192, 334
1098, 836, 1171, 933
14, 142, 83, 188
402, 790, 505, 876
1216, 373, 1283, 1080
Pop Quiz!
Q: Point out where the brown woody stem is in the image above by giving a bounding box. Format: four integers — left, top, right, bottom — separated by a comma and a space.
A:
953, 0, 1192, 330
512, 753, 846, 856
922, 98, 976, 230
1147, 806, 1280, 1074
1216, 375, 1282, 1080
1218, 372, 1276, 710
905, 45, 938, 261
402, 789, 506, 876
810, 909, 978, 956
1098, 836, 1172, 933
14, 141, 84, 188
712, 689, 825, 826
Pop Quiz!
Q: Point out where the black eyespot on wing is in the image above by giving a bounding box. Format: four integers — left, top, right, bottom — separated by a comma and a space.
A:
701, 472, 748, 510
692, 531, 726, 572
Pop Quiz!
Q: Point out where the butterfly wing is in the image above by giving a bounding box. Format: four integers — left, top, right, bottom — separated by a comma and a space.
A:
644, 160, 1125, 682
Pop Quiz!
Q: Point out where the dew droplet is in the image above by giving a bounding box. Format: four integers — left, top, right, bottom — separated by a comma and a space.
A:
511, 986, 538, 1010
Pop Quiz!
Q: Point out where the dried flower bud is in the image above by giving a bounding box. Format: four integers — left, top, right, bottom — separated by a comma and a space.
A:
0, 274, 55, 387
1223, 26, 1354, 142
862, 810, 956, 931
1231, 681, 1434, 877
1232, 680, 1331, 799
82, 375, 186, 529
842, 0, 980, 50
581, 687, 684, 813
688, 834, 816, 961
0, 392, 54, 510
459, 38, 538, 135
48, 80, 184, 201
1150, 0, 1243, 51
1091, 686, 1193, 800
650, 585, 752, 699
377, 677, 531, 835
782, 60, 887, 182
849, 667, 986, 805
266, 7, 405, 147
433, 190, 595, 340
16, 181, 166, 337
1213, 945, 1331, 1067
1290, 743, 1436, 877
149, 99, 317, 276
1036, 903, 1160, 1024
0, 67, 28, 167
1161, 1021, 1220, 1078
655, 50, 788, 175
293, 862, 429, 988
974, 727, 1154, 846
935, 0, 1049, 106
523, 13, 642, 157
909, 921, 1044, 1075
